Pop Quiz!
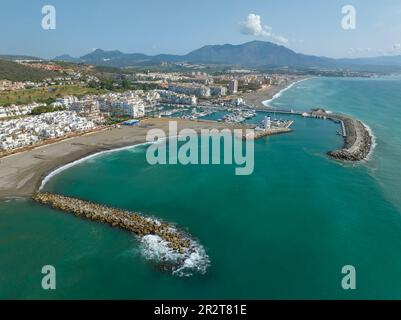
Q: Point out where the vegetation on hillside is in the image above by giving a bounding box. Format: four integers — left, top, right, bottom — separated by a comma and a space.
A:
0, 85, 105, 106
0, 59, 59, 82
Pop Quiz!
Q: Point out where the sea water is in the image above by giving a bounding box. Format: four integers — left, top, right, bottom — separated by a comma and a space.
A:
1, 76, 401, 299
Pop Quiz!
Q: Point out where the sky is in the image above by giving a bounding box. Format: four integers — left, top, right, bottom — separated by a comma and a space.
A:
0, 0, 401, 59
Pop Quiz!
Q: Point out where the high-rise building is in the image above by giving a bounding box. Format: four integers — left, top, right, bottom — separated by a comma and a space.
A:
228, 79, 238, 94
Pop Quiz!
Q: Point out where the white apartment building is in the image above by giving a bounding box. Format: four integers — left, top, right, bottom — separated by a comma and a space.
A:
168, 84, 211, 98
157, 90, 197, 105
0, 111, 95, 151
112, 99, 145, 118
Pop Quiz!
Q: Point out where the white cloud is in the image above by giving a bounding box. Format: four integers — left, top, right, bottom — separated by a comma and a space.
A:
240, 13, 288, 44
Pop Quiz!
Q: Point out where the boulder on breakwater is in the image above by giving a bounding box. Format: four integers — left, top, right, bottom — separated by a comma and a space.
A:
32, 192, 209, 275
308, 109, 373, 161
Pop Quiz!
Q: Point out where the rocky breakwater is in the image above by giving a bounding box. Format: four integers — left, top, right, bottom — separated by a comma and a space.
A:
309, 109, 373, 161
32, 192, 210, 276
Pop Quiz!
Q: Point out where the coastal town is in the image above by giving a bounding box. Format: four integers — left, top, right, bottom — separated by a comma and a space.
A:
0, 57, 374, 165
4, 0, 401, 303
0, 59, 302, 156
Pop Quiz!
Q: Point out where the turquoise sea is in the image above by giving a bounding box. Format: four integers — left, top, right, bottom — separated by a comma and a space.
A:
1, 76, 401, 299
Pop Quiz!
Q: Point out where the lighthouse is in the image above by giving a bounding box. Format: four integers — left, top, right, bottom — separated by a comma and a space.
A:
264, 116, 271, 130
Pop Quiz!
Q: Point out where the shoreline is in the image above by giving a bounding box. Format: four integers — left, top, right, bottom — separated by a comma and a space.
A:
0, 78, 375, 200
37, 141, 153, 191
0, 118, 247, 200
262, 77, 311, 107
242, 76, 310, 108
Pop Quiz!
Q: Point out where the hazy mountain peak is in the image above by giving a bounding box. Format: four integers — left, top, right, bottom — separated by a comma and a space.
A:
52, 40, 401, 70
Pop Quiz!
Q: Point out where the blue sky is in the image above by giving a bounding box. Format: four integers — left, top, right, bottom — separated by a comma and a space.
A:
1, 0, 401, 59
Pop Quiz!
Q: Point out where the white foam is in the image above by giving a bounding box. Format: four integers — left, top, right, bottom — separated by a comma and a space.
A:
361, 122, 377, 161
140, 234, 210, 277
263, 78, 311, 107
39, 135, 183, 191
38, 135, 211, 276
39, 142, 153, 191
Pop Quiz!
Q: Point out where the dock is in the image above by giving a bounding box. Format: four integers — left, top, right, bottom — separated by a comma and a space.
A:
242, 106, 373, 161
243, 120, 294, 140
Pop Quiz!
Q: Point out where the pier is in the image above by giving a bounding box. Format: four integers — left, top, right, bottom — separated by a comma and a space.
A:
326, 116, 372, 161
243, 120, 294, 140
307, 109, 373, 161
242, 106, 373, 161
32, 192, 192, 253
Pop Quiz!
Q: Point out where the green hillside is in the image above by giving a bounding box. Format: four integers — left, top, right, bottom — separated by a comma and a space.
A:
0, 59, 58, 82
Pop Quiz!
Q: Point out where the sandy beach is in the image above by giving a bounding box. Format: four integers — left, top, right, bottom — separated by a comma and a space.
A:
0, 77, 308, 200
242, 76, 309, 108
0, 118, 247, 199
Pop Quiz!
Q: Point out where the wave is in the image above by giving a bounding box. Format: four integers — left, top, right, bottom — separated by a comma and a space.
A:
38, 134, 184, 191
263, 78, 311, 107
362, 122, 377, 161
38, 136, 210, 277
140, 234, 210, 277
39, 142, 153, 191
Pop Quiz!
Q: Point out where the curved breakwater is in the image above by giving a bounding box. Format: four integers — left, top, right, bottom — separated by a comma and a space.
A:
324, 113, 373, 161
32, 192, 210, 276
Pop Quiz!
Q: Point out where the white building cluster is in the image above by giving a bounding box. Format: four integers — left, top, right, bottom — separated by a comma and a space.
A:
168, 83, 211, 98
0, 111, 95, 151
96, 91, 155, 118
53, 91, 157, 119
132, 72, 186, 82
0, 102, 46, 119
0, 80, 26, 91
69, 96, 100, 115
157, 90, 197, 106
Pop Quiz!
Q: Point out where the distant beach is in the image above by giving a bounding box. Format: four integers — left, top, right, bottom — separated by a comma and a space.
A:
242, 76, 309, 108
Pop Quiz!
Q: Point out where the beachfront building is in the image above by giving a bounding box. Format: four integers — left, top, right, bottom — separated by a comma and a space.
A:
97, 91, 147, 118
0, 111, 95, 151
157, 90, 197, 105
111, 98, 145, 118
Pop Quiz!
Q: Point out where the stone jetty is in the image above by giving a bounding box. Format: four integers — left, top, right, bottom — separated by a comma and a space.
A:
32, 192, 191, 253
309, 109, 373, 161
242, 121, 294, 140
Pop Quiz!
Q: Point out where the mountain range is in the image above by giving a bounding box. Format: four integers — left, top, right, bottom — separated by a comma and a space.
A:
40, 40, 401, 71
